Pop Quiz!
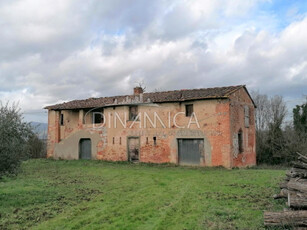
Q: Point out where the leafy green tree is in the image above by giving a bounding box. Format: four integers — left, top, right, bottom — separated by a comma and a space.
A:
293, 100, 307, 134
292, 100, 307, 155
27, 133, 46, 158
0, 102, 33, 178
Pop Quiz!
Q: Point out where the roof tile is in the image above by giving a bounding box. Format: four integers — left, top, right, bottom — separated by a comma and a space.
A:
45, 85, 244, 110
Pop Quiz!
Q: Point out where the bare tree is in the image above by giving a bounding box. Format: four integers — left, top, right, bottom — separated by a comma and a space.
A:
135, 80, 146, 92
251, 91, 288, 164
251, 91, 270, 131
269, 95, 287, 128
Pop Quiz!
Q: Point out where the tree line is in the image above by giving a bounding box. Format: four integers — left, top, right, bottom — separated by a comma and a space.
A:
1, 92, 306, 178
0, 102, 46, 178
252, 91, 307, 165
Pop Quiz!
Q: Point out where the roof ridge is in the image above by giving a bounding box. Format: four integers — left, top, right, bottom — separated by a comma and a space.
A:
44, 85, 245, 110
143, 85, 244, 95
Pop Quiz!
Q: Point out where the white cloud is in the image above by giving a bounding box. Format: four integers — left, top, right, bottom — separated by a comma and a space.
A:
0, 0, 306, 122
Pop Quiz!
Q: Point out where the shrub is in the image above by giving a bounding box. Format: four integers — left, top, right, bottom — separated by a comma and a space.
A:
27, 134, 46, 159
0, 102, 33, 178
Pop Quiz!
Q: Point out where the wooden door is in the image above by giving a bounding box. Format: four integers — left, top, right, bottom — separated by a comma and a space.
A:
79, 138, 92, 159
178, 139, 204, 165
128, 137, 140, 162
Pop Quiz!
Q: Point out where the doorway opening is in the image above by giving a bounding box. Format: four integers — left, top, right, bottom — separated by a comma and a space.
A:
79, 138, 92, 159
128, 137, 140, 162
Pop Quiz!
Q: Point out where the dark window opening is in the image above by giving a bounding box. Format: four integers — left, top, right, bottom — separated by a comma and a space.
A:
153, 136, 157, 146
94, 113, 103, 124
113, 137, 115, 145
93, 109, 104, 124
146, 137, 149, 144
238, 131, 243, 153
119, 137, 122, 145
129, 106, 138, 120
60, 114, 64, 126
185, 104, 193, 117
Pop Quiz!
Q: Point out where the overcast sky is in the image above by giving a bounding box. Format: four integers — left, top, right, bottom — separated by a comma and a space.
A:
1, 0, 307, 122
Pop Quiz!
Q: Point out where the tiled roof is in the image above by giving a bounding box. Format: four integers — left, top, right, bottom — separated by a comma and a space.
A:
44, 85, 245, 110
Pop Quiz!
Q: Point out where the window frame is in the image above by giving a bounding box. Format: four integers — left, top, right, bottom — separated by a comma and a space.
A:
244, 105, 250, 128
129, 105, 138, 121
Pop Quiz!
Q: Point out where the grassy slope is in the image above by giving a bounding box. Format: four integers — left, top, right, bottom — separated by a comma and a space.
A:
0, 160, 285, 230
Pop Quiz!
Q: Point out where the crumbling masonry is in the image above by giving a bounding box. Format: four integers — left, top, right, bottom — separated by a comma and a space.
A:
45, 85, 256, 168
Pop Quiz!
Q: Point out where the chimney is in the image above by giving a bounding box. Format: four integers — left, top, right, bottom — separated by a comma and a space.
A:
133, 86, 143, 95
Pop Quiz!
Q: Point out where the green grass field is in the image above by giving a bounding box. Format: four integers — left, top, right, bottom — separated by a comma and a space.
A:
0, 160, 285, 230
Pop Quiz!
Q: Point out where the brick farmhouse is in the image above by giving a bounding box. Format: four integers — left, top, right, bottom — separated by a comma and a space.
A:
45, 85, 256, 168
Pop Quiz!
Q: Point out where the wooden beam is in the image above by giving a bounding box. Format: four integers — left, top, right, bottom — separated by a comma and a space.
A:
264, 211, 307, 226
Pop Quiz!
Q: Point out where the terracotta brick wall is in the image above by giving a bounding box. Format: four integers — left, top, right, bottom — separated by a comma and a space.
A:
229, 88, 256, 167
47, 93, 255, 168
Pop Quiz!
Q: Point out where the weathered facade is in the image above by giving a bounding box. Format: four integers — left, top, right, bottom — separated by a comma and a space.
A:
45, 85, 256, 168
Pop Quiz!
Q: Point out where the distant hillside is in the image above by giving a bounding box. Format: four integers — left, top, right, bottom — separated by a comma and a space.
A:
30, 122, 48, 139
